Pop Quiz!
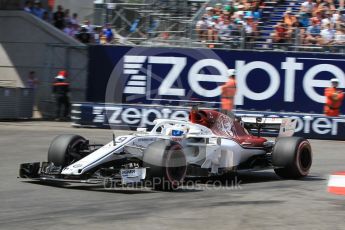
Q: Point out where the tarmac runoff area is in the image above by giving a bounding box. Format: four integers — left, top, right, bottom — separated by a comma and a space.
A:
0, 121, 345, 230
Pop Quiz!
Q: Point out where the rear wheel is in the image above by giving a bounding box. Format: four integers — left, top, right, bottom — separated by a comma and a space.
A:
48, 134, 87, 167
143, 140, 187, 191
272, 137, 312, 179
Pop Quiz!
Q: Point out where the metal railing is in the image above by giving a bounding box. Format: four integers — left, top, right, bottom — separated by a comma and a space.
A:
120, 25, 345, 54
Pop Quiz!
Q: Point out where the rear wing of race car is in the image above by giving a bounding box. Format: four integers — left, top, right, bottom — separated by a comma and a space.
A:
239, 116, 297, 137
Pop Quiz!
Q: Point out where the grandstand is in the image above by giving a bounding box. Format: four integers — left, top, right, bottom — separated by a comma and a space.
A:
2, 0, 341, 52
89, 0, 344, 53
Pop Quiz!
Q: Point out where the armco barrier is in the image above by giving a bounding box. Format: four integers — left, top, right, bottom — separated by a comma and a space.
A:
0, 87, 34, 119
71, 103, 345, 140
87, 45, 345, 114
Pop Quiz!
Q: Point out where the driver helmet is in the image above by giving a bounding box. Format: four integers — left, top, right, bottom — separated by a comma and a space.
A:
331, 78, 339, 84
228, 69, 236, 76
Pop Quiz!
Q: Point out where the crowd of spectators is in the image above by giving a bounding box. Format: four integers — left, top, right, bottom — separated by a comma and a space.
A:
271, 0, 345, 48
195, 0, 344, 49
23, 0, 115, 45
195, 0, 265, 45
23, 0, 344, 49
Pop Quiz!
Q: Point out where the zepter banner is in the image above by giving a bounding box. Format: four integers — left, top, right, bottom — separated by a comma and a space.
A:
88, 46, 345, 114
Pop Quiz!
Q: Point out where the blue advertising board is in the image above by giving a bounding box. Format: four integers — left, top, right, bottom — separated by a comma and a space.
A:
88, 45, 345, 114
72, 103, 345, 140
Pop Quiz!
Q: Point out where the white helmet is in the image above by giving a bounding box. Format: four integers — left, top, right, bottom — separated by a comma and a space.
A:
331, 78, 339, 83
228, 69, 236, 76
55, 75, 65, 80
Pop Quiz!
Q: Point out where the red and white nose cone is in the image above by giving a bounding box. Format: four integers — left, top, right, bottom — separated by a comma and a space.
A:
328, 172, 345, 195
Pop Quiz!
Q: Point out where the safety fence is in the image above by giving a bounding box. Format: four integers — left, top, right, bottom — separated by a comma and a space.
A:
0, 41, 88, 118
119, 26, 345, 54
215, 25, 345, 53
0, 87, 34, 119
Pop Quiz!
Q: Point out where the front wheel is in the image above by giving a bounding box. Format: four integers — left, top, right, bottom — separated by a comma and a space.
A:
143, 140, 187, 191
272, 137, 312, 179
48, 134, 87, 167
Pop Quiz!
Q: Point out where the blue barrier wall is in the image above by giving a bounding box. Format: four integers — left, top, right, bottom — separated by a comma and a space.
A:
72, 103, 345, 140
88, 46, 345, 114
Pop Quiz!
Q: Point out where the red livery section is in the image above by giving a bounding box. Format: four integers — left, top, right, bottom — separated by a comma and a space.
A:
190, 110, 267, 148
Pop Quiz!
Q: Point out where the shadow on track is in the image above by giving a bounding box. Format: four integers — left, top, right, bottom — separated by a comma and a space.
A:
21, 171, 324, 193
22, 181, 157, 194
185, 171, 325, 187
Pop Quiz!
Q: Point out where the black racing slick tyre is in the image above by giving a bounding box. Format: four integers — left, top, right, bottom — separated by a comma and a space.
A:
47, 134, 87, 167
143, 140, 187, 191
272, 137, 312, 179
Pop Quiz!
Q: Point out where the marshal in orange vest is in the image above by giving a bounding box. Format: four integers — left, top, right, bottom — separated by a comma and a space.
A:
324, 79, 344, 117
221, 69, 237, 112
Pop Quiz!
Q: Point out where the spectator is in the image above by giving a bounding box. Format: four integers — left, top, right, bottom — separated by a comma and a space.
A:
230, 21, 244, 47
313, 9, 323, 22
298, 9, 311, 27
24, 1, 32, 13
76, 27, 91, 43
284, 11, 297, 28
272, 22, 288, 44
205, 6, 214, 21
196, 16, 208, 41
333, 10, 344, 29
313, 0, 324, 15
53, 5, 65, 30
70, 13, 79, 26
93, 27, 102, 44
207, 16, 219, 42
218, 18, 232, 41
305, 17, 322, 44
320, 22, 335, 45
82, 20, 94, 33
214, 3, 223, 15
301, 0, 316, 16
333, 26, 345, 45
64, 9, 71, 25
321, 11, 333, 27
323, 0, 337, 12
27, 71, 39, 89
63, 22, 77, 37
243, 16, 256, 47
341, 0, 345, 9
252, 0, 265, 17
224, 1, 237, 15
32, 0, 45, 19
102, 23, 114, 44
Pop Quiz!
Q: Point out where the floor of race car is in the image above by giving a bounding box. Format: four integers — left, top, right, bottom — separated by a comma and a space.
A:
1, 121, 344, 230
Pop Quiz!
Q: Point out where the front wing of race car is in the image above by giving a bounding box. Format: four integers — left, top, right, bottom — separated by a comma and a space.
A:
19, 161, 148, 185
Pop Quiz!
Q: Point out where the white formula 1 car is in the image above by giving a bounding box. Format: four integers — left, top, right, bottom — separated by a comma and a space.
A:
19, 108, 312, 190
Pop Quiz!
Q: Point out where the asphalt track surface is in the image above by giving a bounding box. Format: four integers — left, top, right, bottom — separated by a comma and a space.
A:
1, 121, 345, 230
